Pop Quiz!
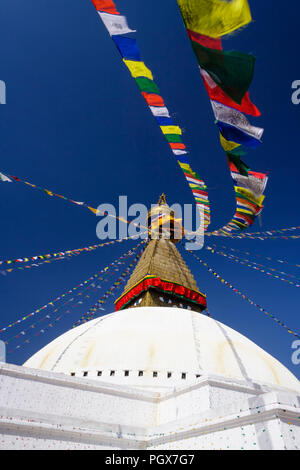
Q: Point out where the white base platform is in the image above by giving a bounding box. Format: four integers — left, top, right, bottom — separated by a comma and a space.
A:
0, 362, 299, 450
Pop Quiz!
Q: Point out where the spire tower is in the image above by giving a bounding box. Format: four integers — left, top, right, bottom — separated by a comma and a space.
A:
115, 195, 207, 312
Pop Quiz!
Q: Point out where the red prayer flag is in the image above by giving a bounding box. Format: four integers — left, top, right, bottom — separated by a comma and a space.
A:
91, 0, 119, 15
141, 92, 165, 107
201, 73, 261, 117
235, 212, 255, 225
187, 30, 222, 51
169, 142, 186, 150
248, 170, 267, 179
227, 160, 238, 173
192, 189, 208, 196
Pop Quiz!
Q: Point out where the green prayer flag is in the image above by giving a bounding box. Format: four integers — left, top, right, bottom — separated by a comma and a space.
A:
135, 77, 160, 94
228, 146, 247, 157
227, 152, 250, 176
165, 134, 183, 143
191, 41, 256, 104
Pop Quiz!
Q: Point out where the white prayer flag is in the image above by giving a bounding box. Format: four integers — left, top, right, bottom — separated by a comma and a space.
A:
199, 67, 217, 89
149, 106, 170, 118
98, 12, 136, 36
231, 172, 268, 197
0, 173, 12, 182
211, 100, 264, 141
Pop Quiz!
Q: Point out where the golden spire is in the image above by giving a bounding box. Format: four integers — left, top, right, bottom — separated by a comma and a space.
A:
157, 193, 167, 205
115, 196, 207, 313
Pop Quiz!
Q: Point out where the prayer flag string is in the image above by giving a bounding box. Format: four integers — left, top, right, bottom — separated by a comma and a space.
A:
205, 245, 300, 287
182, 243, 300, 339
72, 245, 145, 327
89, 0, 210, 230
0, 235, 139, 268
0, 171, 151, 234
6, 243, 145, 354
176, 0, 267, 235
207, 242, 300, 270
0, 241, 143, 335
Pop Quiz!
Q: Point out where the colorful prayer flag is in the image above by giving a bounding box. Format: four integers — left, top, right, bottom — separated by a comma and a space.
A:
227, 152, 250, 176
98, 12, 136, 36
112, 36, 141, 61
217, 120, 263, 148
220, 134, 241, 152
160, 125, 182, 135
149, 106, 170, 117
91, 0, 119, 14
135, 77, 159, 94
191, 42, 256, 104
231, 172, 268, 197
0, 173, 12, 182
200, 68, 260, 117
177, 0, 252, 38
188, 31, 222, 50
123, 60, 153, 80
141, 92, 165, 107
211, 101, 263, 138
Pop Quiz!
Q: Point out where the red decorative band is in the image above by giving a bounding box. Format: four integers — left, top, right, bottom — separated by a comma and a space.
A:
115, 276, 207, 311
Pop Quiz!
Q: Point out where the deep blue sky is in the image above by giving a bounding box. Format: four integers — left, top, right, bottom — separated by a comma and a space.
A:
0, 1, 299, 379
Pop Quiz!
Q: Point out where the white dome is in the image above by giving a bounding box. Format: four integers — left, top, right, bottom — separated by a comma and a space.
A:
24, 307, 300, 392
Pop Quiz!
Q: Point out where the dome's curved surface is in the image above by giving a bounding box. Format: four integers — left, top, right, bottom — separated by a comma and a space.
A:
24, 307, 300, 392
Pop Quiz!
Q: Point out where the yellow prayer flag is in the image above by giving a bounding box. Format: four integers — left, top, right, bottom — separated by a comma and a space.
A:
123, 60, 153, 80
177, 0, 252, 38
220, 133, 240, 152
87, 206, 98, 215
160, 125, 182, 135
236, 207, 254, 215
178, 162, 192, 172
235, 186, 265, 206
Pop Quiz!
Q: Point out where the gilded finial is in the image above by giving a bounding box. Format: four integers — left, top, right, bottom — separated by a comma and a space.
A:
158, 193, 167, 206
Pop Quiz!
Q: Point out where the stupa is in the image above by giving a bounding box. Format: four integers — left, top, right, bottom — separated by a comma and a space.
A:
0, 197, 299, 450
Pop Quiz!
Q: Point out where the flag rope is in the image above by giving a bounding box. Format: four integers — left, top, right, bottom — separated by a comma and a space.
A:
181, 242, 300, 339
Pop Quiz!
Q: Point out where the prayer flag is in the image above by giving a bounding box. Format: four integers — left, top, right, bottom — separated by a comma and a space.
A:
141, 92, 165, 107
98, 12, 136, 36
200, 68, 260, 116
192, 42, 256, 104
177, 0, 252, 38
160, 125, 182, 135
0, 173, 12, 182
112, 36, 141, 61
149, 106, 170, 117
123, 60, 153, 80
91, 0, 119, 14
217, 120, 263, 148
135, 77, 159, 94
